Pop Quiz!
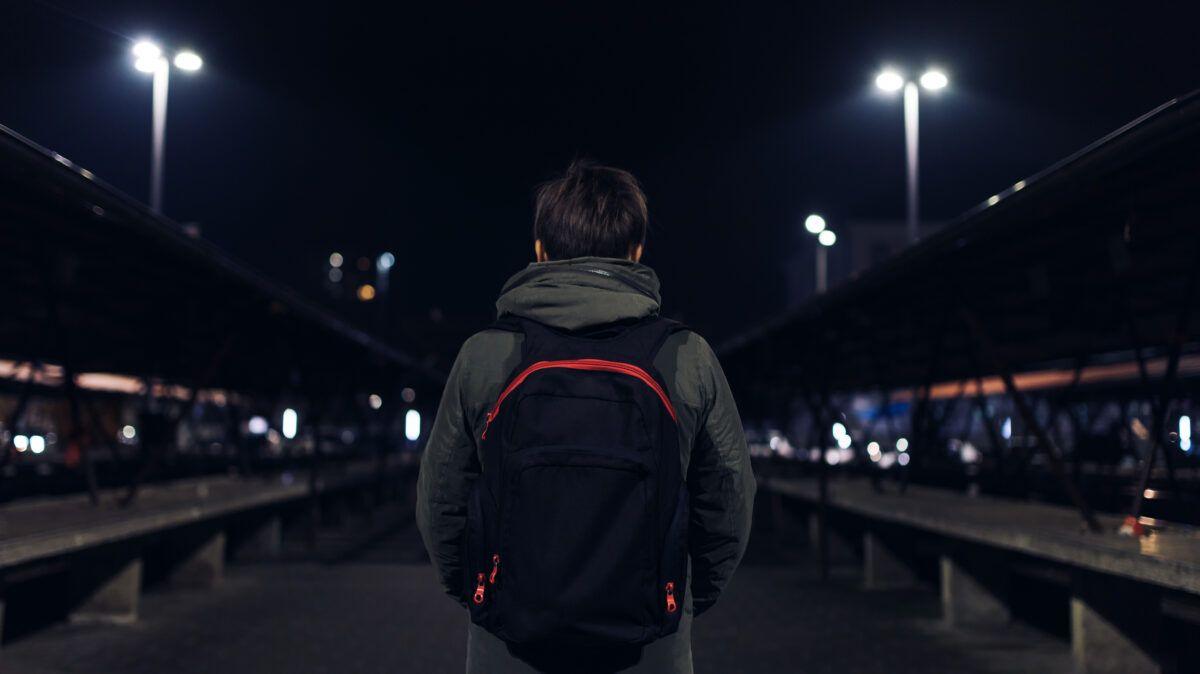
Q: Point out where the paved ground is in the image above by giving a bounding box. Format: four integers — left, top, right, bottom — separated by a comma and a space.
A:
1, 509, 1072, 673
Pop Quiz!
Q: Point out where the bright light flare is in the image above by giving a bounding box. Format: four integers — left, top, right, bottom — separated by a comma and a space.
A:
282, 408, 298, 440
173, 51, 203, 71
377, 252, 395, 272
919, 69, 948, 91
405, 409, 421, 441
875, 69, 904, 92
13, 435, 28, 452
248, 416, 269, 435
817, 230, 837, 247
804, 214, 826, 234
121, 425, 137, 440
30, 435, 45, 454
369, 394, 383, 410
132, 41, 162, 60
896, 437, 909, 452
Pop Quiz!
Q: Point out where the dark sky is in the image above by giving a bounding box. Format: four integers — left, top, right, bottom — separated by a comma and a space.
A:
4, 1, 1200, 358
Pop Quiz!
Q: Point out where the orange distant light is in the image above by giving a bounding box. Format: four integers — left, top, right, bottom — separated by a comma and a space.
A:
357, 284, 377, 301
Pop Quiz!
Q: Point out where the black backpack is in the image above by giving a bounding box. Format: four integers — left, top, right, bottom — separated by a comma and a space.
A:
464, 315, 688, 646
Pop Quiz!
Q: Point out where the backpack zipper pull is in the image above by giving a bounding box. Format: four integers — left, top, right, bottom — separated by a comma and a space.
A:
665, 581, 678, 614
473, 573, 486, 605
489, 554, 500, 584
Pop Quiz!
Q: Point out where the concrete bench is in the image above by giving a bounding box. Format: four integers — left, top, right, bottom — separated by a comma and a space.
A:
762, 475, 1200, 674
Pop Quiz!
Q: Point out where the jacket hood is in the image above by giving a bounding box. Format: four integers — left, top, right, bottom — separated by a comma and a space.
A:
495, 257, 661, 331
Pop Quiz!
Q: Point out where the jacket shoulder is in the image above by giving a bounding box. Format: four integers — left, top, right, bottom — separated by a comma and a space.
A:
655, 328, 721, 410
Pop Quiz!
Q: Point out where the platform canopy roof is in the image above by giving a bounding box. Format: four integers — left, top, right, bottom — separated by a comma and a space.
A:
0, 124, 442, 397
720, 91, 1200, 399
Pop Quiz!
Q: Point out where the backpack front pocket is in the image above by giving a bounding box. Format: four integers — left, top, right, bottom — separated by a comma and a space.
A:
499, 448, 657, 644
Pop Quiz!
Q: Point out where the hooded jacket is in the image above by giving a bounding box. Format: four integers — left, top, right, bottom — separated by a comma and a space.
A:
416, 257, 755, 673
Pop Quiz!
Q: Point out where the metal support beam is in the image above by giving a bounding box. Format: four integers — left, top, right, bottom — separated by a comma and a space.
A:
961, 309, 1102, 533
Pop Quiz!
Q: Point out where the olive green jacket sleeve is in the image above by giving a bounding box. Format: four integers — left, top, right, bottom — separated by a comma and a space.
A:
415, 330, 520, 603
658, 332, 756, 616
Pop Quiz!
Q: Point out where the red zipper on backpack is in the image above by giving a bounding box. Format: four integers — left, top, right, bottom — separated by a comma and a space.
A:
481, 359, 677, 439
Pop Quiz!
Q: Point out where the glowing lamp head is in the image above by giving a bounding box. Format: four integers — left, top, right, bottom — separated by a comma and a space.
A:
919, 69, 948, 91
132, 41, 162, 60
875, 69, 904, 93
817, 230, 837, 247
174, 51, 203, 72
804, 214, 826, 234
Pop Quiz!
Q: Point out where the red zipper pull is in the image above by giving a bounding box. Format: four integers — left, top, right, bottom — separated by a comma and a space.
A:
473, 573, 486, 605
665, 581, 678, 614
489, 554, 500, 584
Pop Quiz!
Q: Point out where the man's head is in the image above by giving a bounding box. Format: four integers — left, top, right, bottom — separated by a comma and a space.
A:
533, 159, 647, 263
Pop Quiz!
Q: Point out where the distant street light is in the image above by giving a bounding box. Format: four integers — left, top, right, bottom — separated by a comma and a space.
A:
805, 213, 837, 293
131, 39, 203, 213
874, 66, 950, 244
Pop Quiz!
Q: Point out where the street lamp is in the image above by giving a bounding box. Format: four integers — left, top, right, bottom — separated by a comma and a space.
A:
804, 214, 837, 293
874, 66, 949, 244
131, 39, 203, 213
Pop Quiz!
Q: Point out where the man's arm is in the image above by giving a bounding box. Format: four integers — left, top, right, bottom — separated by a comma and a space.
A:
415, 344, 481, 604
687, 340, 756, 616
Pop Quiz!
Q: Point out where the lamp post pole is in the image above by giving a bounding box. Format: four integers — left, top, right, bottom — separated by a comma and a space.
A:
150, 60, 169, 213
875, 67, 948, 244
133, 41, 202, 214
903, 81, 919, 244
804, 214, 836, 294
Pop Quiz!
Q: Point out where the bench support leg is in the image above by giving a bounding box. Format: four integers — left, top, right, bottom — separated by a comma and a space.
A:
940, 555, 1008, 628
170, 531, 225, 588
863, 532, 915, 590
70, 558, 142, 625
1071, 574, 1160, 674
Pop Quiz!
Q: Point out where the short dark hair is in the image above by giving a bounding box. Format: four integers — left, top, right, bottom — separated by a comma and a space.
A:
533, 159, 648, 260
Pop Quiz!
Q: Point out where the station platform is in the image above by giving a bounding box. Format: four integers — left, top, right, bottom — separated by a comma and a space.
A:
0, 493, 1074, 674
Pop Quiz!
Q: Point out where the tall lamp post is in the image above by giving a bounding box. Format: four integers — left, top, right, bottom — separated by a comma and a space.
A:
132, 40, 203, 213
805, 214, 837, 293
874, 67, 949, 244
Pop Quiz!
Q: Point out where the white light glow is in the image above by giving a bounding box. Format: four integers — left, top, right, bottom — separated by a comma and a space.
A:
369, 394, 383, 410
132, 41, 162, 60
1001, 417, 1012, 440
818, 230, 837, 247
986, 195, 1000, 206
1181, 415, 1193, 453
832, 422, 847, 439
897, 452, 911, 466
377, 252, 395, 271
919, 69, 948, 91
13, 435, 28, 452
405, 409, 421, 441
173, 51, 203, 71
282, 408, 298, 440
30, 435, 45, 454
248, 416, 269, 435
875, 69, 905, 92
825, 448, 840, 466
896, 437, 909, 452
836, 434, 852, 450
121, 425, 137, 440
867, 441, 881, 456
134, 57, 160, 73
329, 252, 343, 268
804, 214, 827, 234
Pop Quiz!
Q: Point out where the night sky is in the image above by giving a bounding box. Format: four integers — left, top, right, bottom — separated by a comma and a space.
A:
4, 1, 1200, 362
